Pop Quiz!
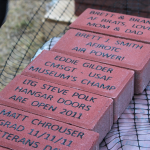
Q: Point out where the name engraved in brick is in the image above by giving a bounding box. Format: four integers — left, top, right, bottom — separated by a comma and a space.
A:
52, 29, 150, 94
0, 75, 113, 143
70, 8, 150, 43
21, 50, 134, 121
0, 105, 99, 150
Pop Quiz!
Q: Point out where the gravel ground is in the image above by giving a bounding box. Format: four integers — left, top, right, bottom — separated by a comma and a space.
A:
0, 0, 52, 90
0, 0, 50, 72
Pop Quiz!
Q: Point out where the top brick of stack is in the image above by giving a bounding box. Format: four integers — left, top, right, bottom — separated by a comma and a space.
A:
70, 8, 150, 43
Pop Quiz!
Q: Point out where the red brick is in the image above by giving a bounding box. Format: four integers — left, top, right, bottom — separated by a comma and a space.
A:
0, 104, 99, 150
129, 11, 150, 18
0, 147, 9, 150
70, 8, 150, 43
52, 29, 150, 94
0, 75, 113, 143
22, 50, 134, 122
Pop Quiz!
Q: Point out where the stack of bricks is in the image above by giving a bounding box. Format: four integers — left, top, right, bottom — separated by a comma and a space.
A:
0, 8, 150, 150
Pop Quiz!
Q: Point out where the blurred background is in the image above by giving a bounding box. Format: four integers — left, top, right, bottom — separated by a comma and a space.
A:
0, 0, 53, 90
0, 0, 49, 72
